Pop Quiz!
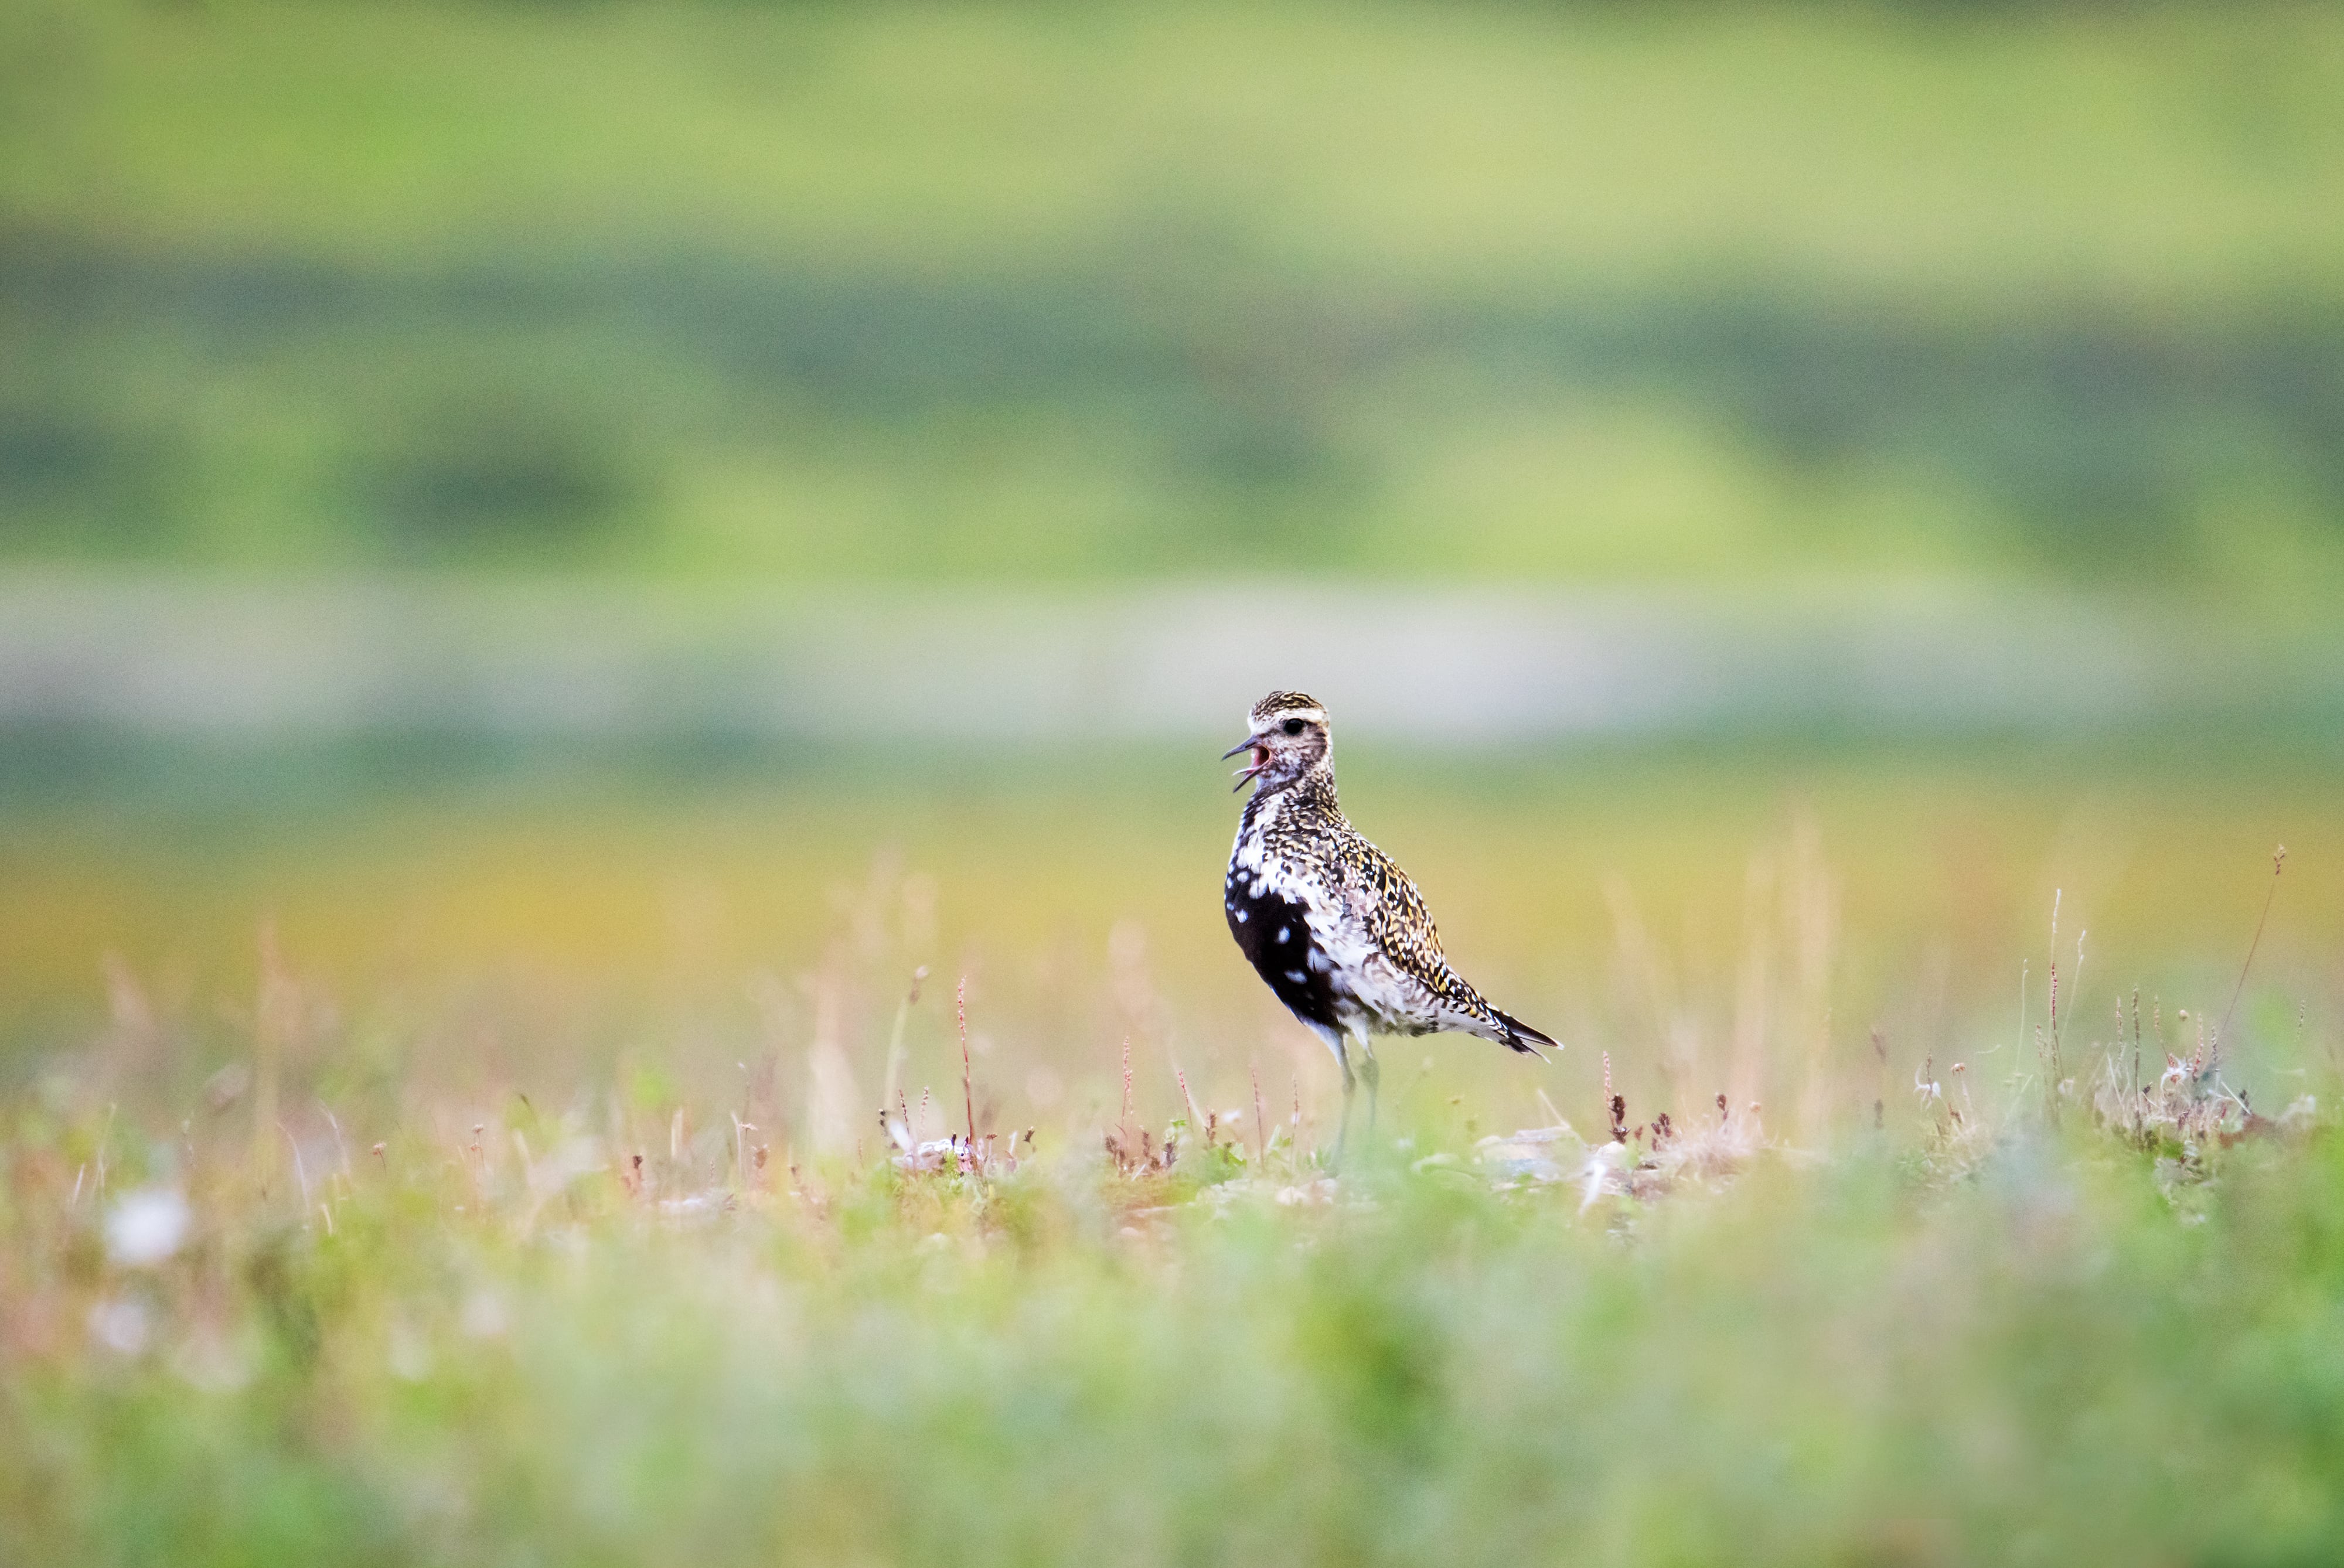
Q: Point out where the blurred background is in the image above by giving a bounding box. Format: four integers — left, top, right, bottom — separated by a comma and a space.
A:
4, 0, 2342, 1142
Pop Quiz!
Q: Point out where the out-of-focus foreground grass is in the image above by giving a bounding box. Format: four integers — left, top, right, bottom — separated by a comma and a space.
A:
5, 993, 2344, 1566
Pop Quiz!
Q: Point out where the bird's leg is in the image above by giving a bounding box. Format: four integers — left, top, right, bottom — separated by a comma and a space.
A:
1332, 1042, 1355, 1171
1358, 1045, 1380, 1145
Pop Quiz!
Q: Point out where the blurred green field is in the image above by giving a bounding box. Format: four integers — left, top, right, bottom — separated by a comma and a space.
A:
11, 0, 2344, 1558
5, 0, 2343, 592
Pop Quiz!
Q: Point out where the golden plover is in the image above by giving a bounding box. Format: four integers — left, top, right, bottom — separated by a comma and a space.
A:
1223, 690, 1555, 1157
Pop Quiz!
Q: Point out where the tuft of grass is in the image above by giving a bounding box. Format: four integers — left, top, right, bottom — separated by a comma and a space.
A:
6, 950, 2344, 1564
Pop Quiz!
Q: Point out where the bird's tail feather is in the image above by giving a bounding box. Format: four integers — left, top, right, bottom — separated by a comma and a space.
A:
1494, 1009, 1559, 1058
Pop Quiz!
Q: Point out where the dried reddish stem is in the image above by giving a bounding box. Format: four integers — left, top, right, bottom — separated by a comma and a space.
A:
956, 976, 976, 1151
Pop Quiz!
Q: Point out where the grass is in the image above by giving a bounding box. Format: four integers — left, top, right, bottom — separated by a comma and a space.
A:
5, 0, 2344, 589
12, 2, 2344, 1548
4, 749, 2342, 1563
7, 977, 2344, 1565
12, 1, 2342, 294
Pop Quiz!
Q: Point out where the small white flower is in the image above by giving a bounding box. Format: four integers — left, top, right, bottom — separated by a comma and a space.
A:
105, 1187, 190, 1268
88, 1297, 150, 1355
1579, 1141, 1630, 1213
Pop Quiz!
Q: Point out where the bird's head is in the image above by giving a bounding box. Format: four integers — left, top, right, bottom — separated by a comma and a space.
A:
1224, 690, 1331, 795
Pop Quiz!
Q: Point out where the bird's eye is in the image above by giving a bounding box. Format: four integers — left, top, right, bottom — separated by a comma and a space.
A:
1281, 718, 1306, 736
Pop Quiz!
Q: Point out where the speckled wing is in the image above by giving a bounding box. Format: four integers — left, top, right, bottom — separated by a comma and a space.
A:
1339, 835, 1552, 1053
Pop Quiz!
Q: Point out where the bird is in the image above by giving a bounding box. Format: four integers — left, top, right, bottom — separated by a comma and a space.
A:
1222, 689, 1556, 1161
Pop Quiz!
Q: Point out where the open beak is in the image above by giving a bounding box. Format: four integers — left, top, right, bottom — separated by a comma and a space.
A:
1222, 734, 1268, 792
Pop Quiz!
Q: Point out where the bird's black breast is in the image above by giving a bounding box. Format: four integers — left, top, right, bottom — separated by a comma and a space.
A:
1225, 869, 1340, 1031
